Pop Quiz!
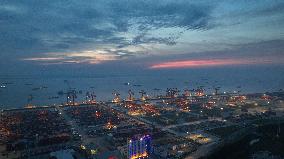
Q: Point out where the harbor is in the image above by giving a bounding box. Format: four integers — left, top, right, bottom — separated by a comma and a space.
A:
1, 88, 284, 159
1, 0, 284, 158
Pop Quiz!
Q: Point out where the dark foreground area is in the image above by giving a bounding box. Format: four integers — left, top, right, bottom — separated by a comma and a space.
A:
206, 123, 284, 159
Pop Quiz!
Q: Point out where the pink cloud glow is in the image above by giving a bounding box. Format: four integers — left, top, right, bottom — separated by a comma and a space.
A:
149, 58, 273, 69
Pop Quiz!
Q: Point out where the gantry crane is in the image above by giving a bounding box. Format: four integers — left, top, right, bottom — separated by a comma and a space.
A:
139, 90, 147, 101
112, 90, 121, 103
127, 89, 135, 101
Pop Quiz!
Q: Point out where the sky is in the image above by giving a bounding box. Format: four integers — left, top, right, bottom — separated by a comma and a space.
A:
0, 0, 284, 76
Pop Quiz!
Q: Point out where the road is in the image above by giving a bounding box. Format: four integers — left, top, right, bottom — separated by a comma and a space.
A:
55, 105, 88, 145
163, 118, 223, 129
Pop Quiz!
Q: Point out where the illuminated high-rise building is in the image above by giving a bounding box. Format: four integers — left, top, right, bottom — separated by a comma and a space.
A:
127, 135, 153, 159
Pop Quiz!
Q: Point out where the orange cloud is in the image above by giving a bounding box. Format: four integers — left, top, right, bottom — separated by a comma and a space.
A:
149, 58, 273, 69
22, 50, 120, 64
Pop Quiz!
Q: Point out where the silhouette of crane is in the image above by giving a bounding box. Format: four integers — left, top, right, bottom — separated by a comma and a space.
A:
27, 94, 33, 106
183, 89, 191, 97
91, 91, 96, 103
127, 90, 134, 101
64, 80, 77, 105
166, 88, 179, 98
67, 90, 77, 105
112, 90, 121, 103
139, 90, 147, 101
153, 88, 161, 98
214, 87, 220, 95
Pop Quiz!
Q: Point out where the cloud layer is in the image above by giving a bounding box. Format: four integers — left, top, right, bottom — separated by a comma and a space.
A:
1, 0, 213, 61
0, 0, 284, 66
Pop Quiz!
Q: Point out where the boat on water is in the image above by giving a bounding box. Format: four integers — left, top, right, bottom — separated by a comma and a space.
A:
0, 85, 7, 88
58, 90, 65, 95
2, 82, 13, 85
48, 96, 60, 99
124, 82, 130, 86
32, 87, 40, 91
32, 86, 48, 91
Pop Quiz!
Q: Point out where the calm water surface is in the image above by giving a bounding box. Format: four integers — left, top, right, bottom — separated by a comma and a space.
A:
0, 66, 283, 109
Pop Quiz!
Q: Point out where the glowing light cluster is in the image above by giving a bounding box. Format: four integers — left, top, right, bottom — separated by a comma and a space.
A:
130, 151, 148, 159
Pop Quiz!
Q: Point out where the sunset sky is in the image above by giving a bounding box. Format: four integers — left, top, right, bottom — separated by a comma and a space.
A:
0, 0, 284, 75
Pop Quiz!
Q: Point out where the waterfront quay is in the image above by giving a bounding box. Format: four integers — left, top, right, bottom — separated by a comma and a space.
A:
0, 90, 284, 159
